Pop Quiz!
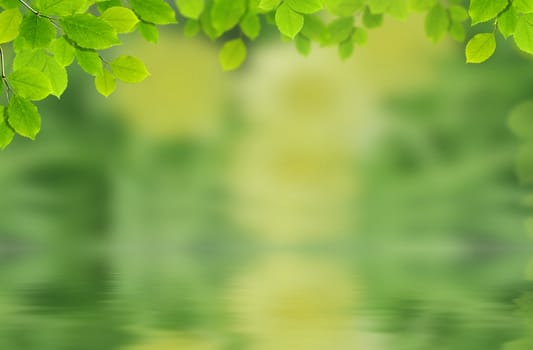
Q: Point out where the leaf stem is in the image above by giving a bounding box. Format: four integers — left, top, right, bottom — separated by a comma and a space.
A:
0, 46, 6, 79
18, 0, 57, 22
0, 46, 11, 101
17, 0, 39, 16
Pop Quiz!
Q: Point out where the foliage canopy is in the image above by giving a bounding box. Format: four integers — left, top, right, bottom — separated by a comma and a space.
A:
0, 0, 531, 148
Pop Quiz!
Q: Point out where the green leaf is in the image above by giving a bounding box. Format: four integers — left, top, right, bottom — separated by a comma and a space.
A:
18, 14, 56, 50
338, 38, 354, 59
367, 0, 392, 14
295, 34, 311, 56
13, 49, 47, 71
34, 0, 86, 16
410, 0, 437, 12
75, 49, 104, 76
258, 0, 282, 12
12, 49, 66, 97
138, 22, 159, 43
42, 55, 68, 97
468, 0, 508, 25
100, 6, 140, 33
362, 7, 383, 28
323, 0, 365, 17
7, 95, 41, 140
465, 32, 496, 63
448, 5, 468, 21
175, 0, 205, 19
425, 3, 450, 42
327, 17, 354, 44
449, 21, 465, 42
110, 55, 150, 83
352, 26, 368, 45
240, 12, 261, 40
60, 14, 120, 50
513, 0, 533, 14
0, 8, 22, 44
275, 2, 304, 38
514, 14, 533, 55
184, 19, 200, 37
219, 38, 247, 71
97, 0, 123, 13
388, 0, 409, 19
129, 0, 176, 25
211, 0, 247, 33
286, 0, 323, 14
52, 37, 76, 67
0, 107, 14, 149
9, 68, 52, 101
301, 14, 327, 42
0, 0, 20, 10
498, 6, 519, 38
95, 69, 116, 97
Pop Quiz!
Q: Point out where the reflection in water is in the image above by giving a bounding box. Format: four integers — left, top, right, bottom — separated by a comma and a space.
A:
228, 45, 363, 244
2, 21, 533, 350
229, 254, 356, 350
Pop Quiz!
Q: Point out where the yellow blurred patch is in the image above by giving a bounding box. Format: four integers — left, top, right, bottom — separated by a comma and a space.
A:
228, 254, 357, 350
112, 31, 226, 140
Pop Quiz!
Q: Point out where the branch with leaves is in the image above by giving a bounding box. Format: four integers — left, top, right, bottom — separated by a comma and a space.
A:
0, 0, 531, 149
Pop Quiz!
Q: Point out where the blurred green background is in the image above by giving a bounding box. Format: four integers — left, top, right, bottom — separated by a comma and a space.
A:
2, 14, 533, 350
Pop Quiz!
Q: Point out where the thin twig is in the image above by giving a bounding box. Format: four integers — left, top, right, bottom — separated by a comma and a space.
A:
0, 47, 10, 101
0, 46, 6, 79
17, 0, 39, 15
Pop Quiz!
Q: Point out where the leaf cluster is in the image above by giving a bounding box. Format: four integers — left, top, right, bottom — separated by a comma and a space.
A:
0, 0, 153, 148
0, 0, 532, 148
466, 0, 533, 63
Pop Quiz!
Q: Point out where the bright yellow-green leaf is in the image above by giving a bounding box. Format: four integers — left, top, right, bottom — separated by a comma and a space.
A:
9, 68, 53, 101
211, 0, 246, 33
42, 55, 68, 97
18, 14, 57, 50
175, 0, 204, 19
75, 49, 103, 76
513, 0, 533, 14
138, 22, 159, 43
0, 8, 22, 44
0, 107, 14, 149
258, 0, 282, 12
129, 0, 176, 24
323, 0, 365, 17
95, 69, 116, 97
466, 32, 496, 63
367, 0, 392, 14
469, 0, 508, 24
52, 37, 76, 67
219, 38, 247, 71
286, 0, 323, 14
34, 0, 86, 16
275, 2, 304, 38
240, 12, 261, 40
100, 7, 139, 33
60, 14, 120, 50
110, 55, 150, 83
498, 6, 519, 38
7, 96, 41, 140
514, 14, 533, 55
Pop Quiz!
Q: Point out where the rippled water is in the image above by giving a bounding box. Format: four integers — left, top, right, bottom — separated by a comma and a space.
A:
1, 242, 532, 350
